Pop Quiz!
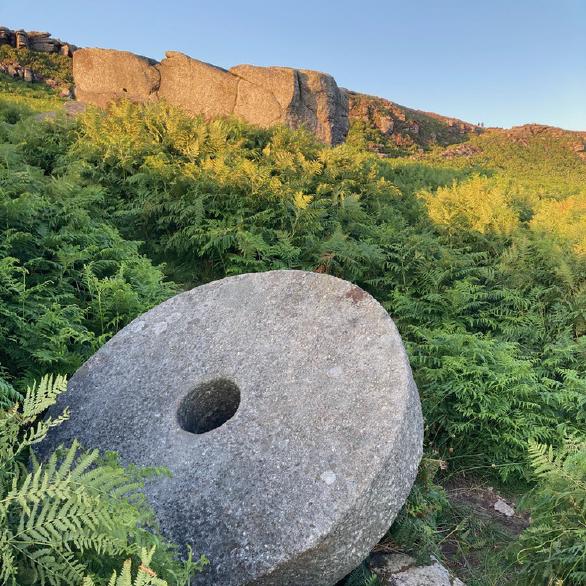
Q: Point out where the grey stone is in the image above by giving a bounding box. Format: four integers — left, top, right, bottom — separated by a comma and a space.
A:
40, 270, 423, 585
370, 553, 466, 585
493, 498, 515, 517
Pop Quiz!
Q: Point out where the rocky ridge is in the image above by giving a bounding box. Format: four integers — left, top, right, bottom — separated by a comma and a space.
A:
499, 124, 586, 158
346, 90, 481, 152
72, 47, 483, 147
0, 26, 76, 56
2, 26, 584, 154
73, 48, 349, 145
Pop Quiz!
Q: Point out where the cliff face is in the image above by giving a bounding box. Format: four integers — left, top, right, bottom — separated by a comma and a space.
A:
73, 48, 349, 145
72, 47, 483, 148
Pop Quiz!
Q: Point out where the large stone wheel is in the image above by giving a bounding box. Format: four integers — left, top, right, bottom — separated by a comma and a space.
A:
42, 271, 423, 585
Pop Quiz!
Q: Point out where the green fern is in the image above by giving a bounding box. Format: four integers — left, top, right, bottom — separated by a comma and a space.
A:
517, 438, 586, 584
82, 546, 206, 586
0, 375, 206, 585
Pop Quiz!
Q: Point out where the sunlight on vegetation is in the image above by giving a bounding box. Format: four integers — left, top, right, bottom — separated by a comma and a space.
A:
0, 76, 584, 584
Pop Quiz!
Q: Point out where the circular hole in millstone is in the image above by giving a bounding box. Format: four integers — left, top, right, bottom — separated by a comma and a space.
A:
177, 378, 240, 434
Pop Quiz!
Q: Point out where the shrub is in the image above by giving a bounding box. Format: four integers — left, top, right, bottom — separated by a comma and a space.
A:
421, 175, 519, 237
409, 329, 578, 481
0, 140, 175, 397
82, 546, 202, 586
0, 85, 585, 583
387, 457, 450, 559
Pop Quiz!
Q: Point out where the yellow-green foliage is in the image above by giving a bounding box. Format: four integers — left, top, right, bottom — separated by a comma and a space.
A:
0, 46, 72, 85
421, 175, 519, 236
421, 173, 586, 253
82, 546, 205, 586
531, 194, 586, 255
431, 128, 586, 196
0, 74, 63, 120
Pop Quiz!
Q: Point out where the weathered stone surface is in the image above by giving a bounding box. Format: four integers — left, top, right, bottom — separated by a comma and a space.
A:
41, 270, 423, 585
0, 27, 13, 46
15, 30, 29, 49
295, 69, 349, 145
230, 64, 295, 127
158, 52, 239, 118
71, 48, 349, 144
73, 48, 160, 107
230, 64, 349, 143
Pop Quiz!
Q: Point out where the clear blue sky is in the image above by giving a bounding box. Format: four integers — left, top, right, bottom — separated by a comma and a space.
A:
2, 0, 584, 129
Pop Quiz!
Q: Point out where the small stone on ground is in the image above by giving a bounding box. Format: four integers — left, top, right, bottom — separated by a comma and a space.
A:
370, 552, 466, 585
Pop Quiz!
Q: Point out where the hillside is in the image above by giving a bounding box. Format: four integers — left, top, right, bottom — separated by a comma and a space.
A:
0, 39, 584, 586
1, 33, 584, 156
345, 90, 481, 153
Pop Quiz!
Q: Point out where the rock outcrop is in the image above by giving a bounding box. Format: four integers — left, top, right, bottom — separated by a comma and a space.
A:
40, 270, 423, 586
157, 52, 239, 118
230, 64, 349, 144
0, 27, 76, 56
72, 48, 349, 144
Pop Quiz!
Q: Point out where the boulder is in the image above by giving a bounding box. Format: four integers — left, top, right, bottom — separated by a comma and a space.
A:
73, 48, 160, 107
41, 270, 423, 585
0, 27, 13, 46
157, 52, 239, 118
230, 64, 349, 143
15, 30, 29, 49
294, 69, 349, 144
230, 64, 296, 127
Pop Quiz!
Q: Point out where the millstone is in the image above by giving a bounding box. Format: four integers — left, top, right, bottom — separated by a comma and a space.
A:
42, 270, 423, 585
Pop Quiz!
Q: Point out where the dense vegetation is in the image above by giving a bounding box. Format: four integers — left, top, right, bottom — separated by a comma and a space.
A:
0, 45, 73, 87
0, 74, 584, 584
